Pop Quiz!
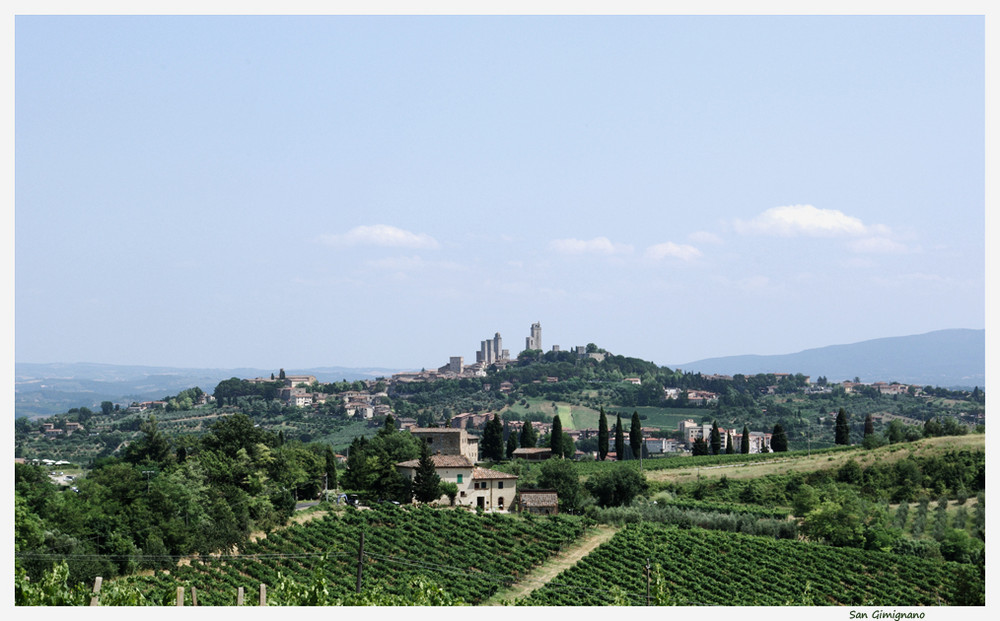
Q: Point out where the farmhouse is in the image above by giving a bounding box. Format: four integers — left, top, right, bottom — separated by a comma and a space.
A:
395, 455, 518, 512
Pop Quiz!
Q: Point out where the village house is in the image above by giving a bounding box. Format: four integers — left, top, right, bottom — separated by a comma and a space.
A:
685, 390, 719, 405
644, 437, 683, 454
678, 419, 731, 449
731, 430, 773, 454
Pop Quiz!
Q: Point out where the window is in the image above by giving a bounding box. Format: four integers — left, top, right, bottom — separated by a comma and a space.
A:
456, 474, 463, 484
498, 481, 504, 489
498, 497, 504, 510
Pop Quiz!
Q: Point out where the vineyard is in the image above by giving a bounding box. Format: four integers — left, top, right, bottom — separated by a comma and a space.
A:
520, 523, 983, 606
108, 504, 590, 605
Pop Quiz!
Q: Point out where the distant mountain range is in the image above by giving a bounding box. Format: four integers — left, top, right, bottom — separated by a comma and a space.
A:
673, 329, 985, 388
14, 363, 407, 419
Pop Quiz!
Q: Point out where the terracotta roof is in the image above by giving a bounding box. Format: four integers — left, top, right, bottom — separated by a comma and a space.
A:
513, 447, 551, 455
472, 467, 518, 480
396, 455, 474, 469
519, 491, 558, 507
410, 427, 465, 434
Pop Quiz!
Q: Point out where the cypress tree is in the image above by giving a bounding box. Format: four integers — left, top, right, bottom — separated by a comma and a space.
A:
725, 432, 735, 454
413, 442, 441, 503
519, 419, 537, 449
864, 413, 874, 438
741, 425, 751, 454
771, 423, 788, 452
505, 433, 518, 460
629, 411, 643, 460
598, 407, 609, 461
550, 415, 563, 457
692, 437, 709, 456
482, 414, 504, 461
835, 408, 850, 445
324, 445, 338, 490
614, 414, 625, 459
710, 420, 721, 455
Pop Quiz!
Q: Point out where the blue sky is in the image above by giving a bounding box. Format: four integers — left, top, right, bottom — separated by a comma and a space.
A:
14, 15, 986, 371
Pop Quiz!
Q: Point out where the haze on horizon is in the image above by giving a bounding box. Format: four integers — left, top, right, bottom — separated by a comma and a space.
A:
15, 15, 985, 371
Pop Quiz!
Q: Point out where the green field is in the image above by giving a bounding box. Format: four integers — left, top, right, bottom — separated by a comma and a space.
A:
521, 523, 983, 605
502, 400, 702, 432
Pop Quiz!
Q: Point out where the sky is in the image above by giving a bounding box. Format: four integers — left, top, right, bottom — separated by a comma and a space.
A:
13, 13, 988, 372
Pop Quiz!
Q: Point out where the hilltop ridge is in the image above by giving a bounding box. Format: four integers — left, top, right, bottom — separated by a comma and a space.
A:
673, 328, 983, 388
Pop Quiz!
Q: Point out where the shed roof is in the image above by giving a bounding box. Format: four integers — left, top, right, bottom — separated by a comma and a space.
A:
519, 491, 558, 507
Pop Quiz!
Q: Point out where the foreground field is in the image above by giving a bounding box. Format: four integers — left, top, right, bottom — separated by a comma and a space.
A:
109, 504, 590, 605
521, 523, 984, 606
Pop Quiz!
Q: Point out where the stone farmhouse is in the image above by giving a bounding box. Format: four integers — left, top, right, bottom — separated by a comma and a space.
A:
396, 428, 518, 512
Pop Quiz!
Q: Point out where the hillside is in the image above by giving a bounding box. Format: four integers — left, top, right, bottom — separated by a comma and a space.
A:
14, 362, 406, 418
673, 329, 984, 388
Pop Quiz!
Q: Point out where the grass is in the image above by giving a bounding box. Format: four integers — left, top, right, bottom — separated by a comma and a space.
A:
641, 434, 984, 485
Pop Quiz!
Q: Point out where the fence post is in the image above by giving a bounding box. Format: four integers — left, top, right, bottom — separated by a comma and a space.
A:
237, 586, 244, 606
89, 576, 103, 606
356, 530, 365, 593
191, 586, 198, 607
176, 586, 184, 606
259, 583, 267, 606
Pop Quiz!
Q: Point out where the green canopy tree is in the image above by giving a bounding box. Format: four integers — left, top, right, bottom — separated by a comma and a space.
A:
598, 407, 609, 461
537, 457, 581, 512
584, 466, 648, 507
629, 411, 643, 460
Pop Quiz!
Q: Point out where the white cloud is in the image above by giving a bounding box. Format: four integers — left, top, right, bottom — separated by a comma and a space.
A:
688, 231, 723, 244
849, 237, 909, 254
549, 236, 633, 255
320, 224, 440, 249
644, 242, 702, 261
734, 204, 870, 237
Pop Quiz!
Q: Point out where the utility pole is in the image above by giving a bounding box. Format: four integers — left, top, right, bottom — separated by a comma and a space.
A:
323, 473, 328, 503
645, 558, 651, 606
355, 531, 365, 593
142, 470, 154, 493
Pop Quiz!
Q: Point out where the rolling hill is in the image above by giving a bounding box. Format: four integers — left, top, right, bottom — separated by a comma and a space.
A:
673, 328, 984, 388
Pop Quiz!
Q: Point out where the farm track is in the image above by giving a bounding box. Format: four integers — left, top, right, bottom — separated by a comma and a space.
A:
485, 525, 619, 605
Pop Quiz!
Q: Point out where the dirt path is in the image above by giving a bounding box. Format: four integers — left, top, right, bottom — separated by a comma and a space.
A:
486, 524, 619, 605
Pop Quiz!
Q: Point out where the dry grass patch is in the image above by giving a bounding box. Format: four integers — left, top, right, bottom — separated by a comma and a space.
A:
646, 434, 983, 485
